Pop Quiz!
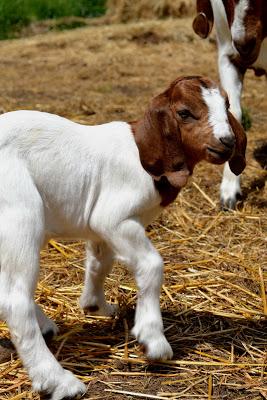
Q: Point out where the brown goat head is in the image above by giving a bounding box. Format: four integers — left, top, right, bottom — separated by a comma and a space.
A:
132, 76, 247, 205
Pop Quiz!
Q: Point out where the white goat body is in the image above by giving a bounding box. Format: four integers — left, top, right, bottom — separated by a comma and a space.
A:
0, 76, 246, 399
1, 111, 158, 239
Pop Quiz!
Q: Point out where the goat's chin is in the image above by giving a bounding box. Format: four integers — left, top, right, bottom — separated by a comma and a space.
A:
205, 147, 232, 165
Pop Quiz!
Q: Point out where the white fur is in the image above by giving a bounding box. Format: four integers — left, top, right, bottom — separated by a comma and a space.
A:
208, 0, 266, 208
35, 304, 59, 337
201, 87, 232, 141
0, 110, 168, 398
231, 0, 249, 44
210, 0, 234, 51
0, 98, 238, 396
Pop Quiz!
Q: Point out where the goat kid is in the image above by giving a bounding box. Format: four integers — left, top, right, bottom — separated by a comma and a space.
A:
193, 0, 267, 208
0, 76, 246, 400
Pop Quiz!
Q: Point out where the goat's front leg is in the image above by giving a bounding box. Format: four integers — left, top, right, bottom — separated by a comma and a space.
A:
79, 241, 117, 316
218, 52, 245, 209
0, 209, 86, 400
109, 219, 173, 361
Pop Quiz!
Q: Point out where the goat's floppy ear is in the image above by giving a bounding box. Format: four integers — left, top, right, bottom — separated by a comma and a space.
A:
150, 93, 190, 189
136, 92, 190, 190
227, 111, 247, 176
192, 0, 214, 39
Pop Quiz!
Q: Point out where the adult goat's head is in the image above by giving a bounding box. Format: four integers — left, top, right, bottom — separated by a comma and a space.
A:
193, 0, 267, 66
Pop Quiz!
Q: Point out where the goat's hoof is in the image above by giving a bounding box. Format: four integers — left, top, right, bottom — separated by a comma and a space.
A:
220, 183, 242, 210
34, 369, 86, 400
82, 302, 119, 317
51, 377, 86, 400
40, 390, 85, 400
220, 193, 242, 210
132, 325, 173, 361
145, 337, 173, 361
40, 319, 59, 339
43, 329, 56, 343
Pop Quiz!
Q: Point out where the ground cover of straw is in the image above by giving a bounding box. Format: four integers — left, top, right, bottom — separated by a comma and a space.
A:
0, 15, 266, 400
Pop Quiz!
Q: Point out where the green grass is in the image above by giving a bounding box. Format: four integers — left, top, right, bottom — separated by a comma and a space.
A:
0, 0, 106, 39
241, 107, 252, 131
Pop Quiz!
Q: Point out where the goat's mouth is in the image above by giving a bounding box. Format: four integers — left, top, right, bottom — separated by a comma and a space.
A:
206, 147, 232, 163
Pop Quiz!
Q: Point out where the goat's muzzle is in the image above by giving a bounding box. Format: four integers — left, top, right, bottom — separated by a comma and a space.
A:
206, 135, 235, 164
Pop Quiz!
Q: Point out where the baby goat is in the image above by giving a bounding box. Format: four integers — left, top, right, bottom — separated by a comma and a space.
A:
193, 0, 267, 208
0, 76, 246, 400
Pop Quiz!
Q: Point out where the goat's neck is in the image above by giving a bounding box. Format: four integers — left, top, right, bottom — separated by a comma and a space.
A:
130, 117, 192, 207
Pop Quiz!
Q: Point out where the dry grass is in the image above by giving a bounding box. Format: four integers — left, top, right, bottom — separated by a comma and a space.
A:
106, 0, 194, 22
0, 16, 266, 400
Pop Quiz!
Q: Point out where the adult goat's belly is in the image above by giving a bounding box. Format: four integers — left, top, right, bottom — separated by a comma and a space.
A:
252, 38, 267, 71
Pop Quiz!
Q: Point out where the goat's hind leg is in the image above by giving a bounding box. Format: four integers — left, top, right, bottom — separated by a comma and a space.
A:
79, 241, 118, 316
0, 204, 86, 399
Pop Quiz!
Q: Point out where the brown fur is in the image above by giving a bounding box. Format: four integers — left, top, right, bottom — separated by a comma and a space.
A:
192, 0, 214, 38
228, 111, 247, 175
131, 76, 246, 206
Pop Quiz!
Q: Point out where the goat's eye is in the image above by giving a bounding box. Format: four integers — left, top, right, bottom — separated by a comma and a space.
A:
177, 109, 194, 120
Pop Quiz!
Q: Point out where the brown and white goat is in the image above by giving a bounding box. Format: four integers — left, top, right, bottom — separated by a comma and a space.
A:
0, 76, 246, 399
193, 0, 267, 208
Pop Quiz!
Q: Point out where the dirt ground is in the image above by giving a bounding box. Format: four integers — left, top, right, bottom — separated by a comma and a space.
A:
0, 16, 266, 400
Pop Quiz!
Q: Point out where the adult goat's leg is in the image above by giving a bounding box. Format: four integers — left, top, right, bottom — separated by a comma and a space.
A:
219, 52, 245, 209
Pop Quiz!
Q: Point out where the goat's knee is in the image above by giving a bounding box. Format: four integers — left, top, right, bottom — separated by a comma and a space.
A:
135, 251, 164, 293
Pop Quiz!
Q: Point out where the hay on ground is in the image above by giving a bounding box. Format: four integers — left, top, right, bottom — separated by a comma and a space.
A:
106, 0, 194, 23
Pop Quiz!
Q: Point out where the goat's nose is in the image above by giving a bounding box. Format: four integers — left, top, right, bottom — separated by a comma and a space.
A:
234, 37, 256, 56
220, 136, 235, 149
